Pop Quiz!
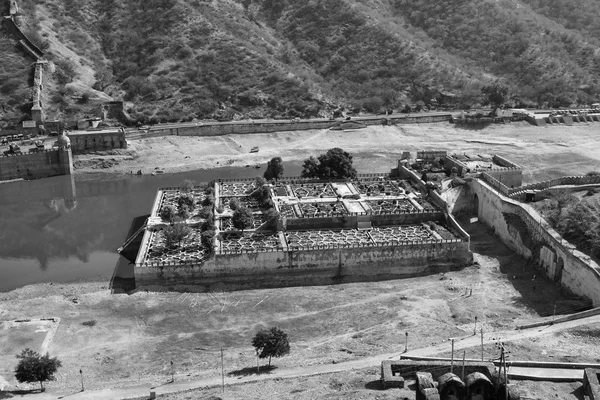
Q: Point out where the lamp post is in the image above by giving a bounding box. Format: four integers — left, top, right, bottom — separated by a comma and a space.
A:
404, 332, 408, 353
170, 360, 174, 382
474, 316, 478, 335
79, 369, 84, 392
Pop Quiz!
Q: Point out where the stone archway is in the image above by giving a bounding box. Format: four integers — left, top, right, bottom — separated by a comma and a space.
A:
555, 257, 564, 282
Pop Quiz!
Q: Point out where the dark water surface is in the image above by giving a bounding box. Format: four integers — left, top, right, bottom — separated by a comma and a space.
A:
0, 164, 303, 292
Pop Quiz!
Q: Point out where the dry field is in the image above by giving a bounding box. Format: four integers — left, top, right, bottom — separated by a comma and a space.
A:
73, 122, 600, 183
0, 220, 598, 399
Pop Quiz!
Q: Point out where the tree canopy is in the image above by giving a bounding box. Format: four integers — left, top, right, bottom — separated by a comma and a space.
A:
264, 157, 284, 181
251, 327, 290, 366
481, 83, 509, 108
14, 349, 62, 392
301, 148, 357, 180
232, 207, 254, 232
163, 222, 191, 247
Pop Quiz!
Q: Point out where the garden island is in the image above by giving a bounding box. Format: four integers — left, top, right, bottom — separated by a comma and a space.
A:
131, 149, 472, 291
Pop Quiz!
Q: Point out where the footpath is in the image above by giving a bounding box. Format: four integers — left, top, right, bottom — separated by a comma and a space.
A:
5, 314, 600, 399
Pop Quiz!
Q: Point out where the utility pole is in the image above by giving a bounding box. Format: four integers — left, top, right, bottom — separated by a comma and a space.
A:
480, 328, 484, 361
495, 340, 510, 400
474, 316, 478, 335
450, 338, 455, 373
404, 331, 408, 353
170, 360, 174, 383
221, 348, 225, 393
79, 369, 84, 392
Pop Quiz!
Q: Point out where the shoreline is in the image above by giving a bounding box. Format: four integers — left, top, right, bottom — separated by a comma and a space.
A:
69, 122, 600, 182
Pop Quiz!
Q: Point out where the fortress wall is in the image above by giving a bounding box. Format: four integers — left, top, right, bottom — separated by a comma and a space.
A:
486, 168, 523, 188
134, 240, 472, 291
68, 131, 127, 154
443, 155, 468, 175
2, 16, 43, 59
472, 178, 600, 306
0, 149, 70, 180
132, 115, 452, 139
397, 165, 427, 192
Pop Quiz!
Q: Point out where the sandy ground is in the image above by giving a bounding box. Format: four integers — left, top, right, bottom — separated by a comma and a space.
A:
72, 122, 600, 182
0, 220, 598, 399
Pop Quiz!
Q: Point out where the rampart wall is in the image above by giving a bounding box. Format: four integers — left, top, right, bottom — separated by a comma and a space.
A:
0, 148, 71, 180
472, 178, 600, 306
68, 130, 127, 155
129, 114, 451, 139
2, 16, 43, 59
135, 239, 472, 292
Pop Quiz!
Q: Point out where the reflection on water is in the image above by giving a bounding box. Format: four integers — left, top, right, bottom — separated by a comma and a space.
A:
0, 164, 303, 292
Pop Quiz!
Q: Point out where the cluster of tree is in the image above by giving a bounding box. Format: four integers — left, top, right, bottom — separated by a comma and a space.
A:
542, 187, 600, 259
301, 148, 357, 180
10, 0, 600, 126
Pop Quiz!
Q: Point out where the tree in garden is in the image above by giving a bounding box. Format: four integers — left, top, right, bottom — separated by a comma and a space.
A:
163, 222, 191, 248
481, 83, 508, 109
262, 208, 280, 231
264, 157, 284, 181
252, 327, 290, 367
232, 207, 253, 232
179, 179, 195, 192
14, 349, 62, 392
301, 148, 357, 180
160, 205, 177, 223
177, 193, 195, 209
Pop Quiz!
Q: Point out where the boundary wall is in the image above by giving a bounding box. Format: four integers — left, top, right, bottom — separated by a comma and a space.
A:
129, 114, 451, 139
135, 238, 472, 291
68, 130, 127, 154
471, 178, 600, 306
0, 148, 72, 180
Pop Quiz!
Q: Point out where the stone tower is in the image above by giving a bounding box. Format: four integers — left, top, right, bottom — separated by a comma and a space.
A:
56, 134, 73, 176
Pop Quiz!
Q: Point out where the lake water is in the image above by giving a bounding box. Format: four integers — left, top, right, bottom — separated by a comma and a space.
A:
0, 164, 303, 292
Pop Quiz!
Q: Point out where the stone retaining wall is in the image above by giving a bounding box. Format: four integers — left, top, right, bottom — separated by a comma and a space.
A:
129, 114, 451, 139
0, 148, 72, 180
135, 239, 472, 292
68, 130, 127, 154
472, 178, 600, 306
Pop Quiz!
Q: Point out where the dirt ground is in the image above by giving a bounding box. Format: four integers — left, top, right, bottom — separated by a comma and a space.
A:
72, 122, 600, 183
3, 122, 600, 399
0, 219, 598, 399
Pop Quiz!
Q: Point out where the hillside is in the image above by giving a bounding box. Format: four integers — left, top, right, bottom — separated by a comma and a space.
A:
3, 0, 600, 125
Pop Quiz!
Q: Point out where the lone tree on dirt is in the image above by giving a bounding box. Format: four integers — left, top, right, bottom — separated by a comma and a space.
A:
232, 207, 253, 232
14, 349, 62, 392
163, 222, 191, 247
301, 148, 357, 180
264, 157, 284, 181
252, 327, 290, 367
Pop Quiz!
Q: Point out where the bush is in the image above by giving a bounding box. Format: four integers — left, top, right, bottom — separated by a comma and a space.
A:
229, 198, 240, 211
177, 193, 195, 209
160, 205, 177, 222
